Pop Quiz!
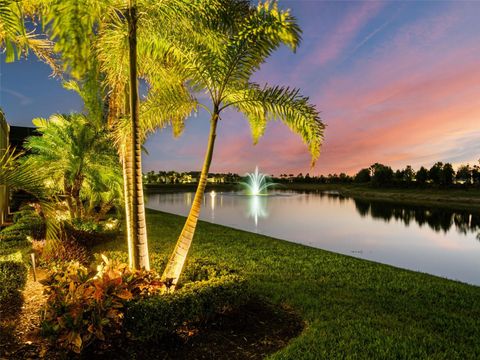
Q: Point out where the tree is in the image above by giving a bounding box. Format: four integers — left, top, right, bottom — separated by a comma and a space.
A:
472, 164, 480, 185
162, 2, 325, 287
416, 166, 429, 184
441, 163, 455, 186
456, 164, 472, 184
37, 0, 201, 269
428, 162, 443, 185
354, 168, 371, 183
403, 165, 415, 183
23, 114, 123, 220
394, 169, 404, 182
370, 163, 393, 187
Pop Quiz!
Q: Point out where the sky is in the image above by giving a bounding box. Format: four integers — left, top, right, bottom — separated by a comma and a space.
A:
1, 0, 480, 176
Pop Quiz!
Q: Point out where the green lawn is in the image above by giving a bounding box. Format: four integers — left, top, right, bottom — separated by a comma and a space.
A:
95, 209, 480, 359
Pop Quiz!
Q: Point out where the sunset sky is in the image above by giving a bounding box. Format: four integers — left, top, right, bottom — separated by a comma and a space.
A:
1, 1, 479, 176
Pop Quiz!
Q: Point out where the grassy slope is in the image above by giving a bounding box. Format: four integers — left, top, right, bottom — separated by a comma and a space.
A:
96, 209, 480, 359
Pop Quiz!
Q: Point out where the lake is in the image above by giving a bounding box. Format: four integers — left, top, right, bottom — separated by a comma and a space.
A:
146, 190, 480, 286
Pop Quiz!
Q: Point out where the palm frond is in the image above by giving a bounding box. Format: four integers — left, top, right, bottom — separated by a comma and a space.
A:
224, 83, 325, 166
0, 0, 60, 74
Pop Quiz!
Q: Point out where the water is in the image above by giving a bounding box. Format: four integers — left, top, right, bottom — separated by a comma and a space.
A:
146, 190, 480, 286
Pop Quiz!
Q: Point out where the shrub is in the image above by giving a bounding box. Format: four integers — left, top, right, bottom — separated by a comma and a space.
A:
63, 219, 118, 248
125, 274, 250, 342
40, 257, 164, 354
0, 261, 28, 304
0, 207, 46, 243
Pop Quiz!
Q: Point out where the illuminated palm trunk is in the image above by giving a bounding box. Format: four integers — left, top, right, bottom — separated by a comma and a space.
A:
128, 3, 150, 270
162, 112, 219, 287
122, 150, 133, 269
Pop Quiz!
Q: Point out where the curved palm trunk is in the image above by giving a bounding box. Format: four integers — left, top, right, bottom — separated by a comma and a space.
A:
162, 112, 219, 287
128, 3, 149, 270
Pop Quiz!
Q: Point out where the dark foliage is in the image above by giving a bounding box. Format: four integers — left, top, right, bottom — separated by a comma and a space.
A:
125, 274, 250, 342
0, 261, 27, 304
0, 208, 45, 243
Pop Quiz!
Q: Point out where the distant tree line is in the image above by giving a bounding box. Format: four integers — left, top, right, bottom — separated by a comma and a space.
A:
146, 159, 480, 188
354, 161, 480, 187
143, 171, 241, 185
272, 160, 480, 187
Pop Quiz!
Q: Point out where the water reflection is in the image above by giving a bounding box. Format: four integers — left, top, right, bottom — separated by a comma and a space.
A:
353, 198, 480, 235
247, 195, 268, 227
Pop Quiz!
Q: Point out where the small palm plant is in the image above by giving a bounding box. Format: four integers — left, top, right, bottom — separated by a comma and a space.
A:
161, 1, 325, 287
23, 113, 123, 221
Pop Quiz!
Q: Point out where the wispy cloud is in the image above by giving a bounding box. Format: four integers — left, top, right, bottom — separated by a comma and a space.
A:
0, 87, 33, 106
306, 1, 384, 67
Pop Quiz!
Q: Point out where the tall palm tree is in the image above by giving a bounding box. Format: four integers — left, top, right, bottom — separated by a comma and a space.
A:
161, 1, 325, 286
37, 0, 206, 269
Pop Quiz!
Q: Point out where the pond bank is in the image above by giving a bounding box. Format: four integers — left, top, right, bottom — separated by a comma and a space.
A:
95, 209, 480, 359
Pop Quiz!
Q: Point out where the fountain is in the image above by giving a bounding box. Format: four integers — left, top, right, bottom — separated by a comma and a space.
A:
240, 167, 275, 227
241, 166, 275, 196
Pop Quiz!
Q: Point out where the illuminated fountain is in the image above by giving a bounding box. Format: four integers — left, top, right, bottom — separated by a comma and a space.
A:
241, 167, 274, 227
241, 166, 275, 196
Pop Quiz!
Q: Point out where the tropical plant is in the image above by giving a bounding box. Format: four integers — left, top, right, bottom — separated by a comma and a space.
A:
161, 1, 325, 287
36, 0, 202, 270
23, 113, 123, 221
0, 0, 58, 72
40, 256, 164, 353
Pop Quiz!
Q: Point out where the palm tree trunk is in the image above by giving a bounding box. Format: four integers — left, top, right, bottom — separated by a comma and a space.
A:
122, 150, 134, 269
127, 3, 150, 270
162, 111, 219, 287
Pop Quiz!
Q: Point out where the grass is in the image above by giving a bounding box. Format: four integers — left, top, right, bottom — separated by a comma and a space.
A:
95, 209, 480, 359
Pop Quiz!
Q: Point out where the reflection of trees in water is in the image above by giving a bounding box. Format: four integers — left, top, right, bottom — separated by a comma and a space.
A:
352, 198, 480, 236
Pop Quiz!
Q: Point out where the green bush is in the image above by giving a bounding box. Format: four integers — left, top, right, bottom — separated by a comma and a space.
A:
63, 219, 118, 248
0, 208, 46, 243
125, 274, 250, 342
0, 261, 28, 303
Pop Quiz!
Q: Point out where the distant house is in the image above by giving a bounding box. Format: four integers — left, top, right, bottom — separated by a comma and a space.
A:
0, 111, 9, 226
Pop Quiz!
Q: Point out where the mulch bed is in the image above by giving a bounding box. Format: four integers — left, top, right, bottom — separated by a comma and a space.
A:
94, 300, 305, 360
1, 272, 304, 360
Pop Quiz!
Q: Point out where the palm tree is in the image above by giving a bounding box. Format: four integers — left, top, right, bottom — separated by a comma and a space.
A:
23, 113, 123, 221
36, 0, 201, 269
161, 2, 325, 286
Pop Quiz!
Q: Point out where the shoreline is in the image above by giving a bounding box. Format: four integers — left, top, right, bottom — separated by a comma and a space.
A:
145, 183, 480, 212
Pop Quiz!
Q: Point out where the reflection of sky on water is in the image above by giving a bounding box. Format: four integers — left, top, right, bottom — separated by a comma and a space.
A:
147, 191, 480, 286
